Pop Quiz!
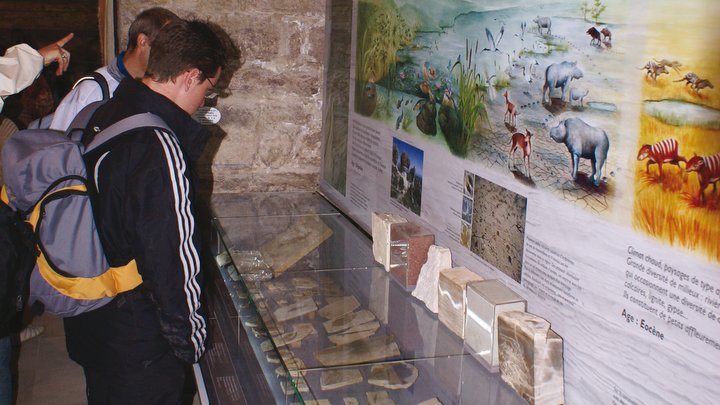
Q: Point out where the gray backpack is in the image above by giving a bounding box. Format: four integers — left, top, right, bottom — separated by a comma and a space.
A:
1, 103, 170, 317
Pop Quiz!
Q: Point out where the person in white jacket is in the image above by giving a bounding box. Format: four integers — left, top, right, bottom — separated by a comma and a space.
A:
0, 33, 74, 113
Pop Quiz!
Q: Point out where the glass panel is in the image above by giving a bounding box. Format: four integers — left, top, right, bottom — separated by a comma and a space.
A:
211, 192, 338, 218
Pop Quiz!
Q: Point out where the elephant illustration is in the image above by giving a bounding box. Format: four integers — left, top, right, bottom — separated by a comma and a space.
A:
542, 61, 584, 104
549, 117, 609, 186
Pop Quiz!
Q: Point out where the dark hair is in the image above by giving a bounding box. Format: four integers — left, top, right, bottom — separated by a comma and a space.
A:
145, 19, 227, 83
126, 7, 180, 51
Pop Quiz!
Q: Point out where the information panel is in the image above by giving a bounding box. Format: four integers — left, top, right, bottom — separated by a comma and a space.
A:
320, 0, 720, 403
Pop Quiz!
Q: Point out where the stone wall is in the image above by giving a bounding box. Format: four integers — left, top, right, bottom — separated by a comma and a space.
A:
116, 0, 326, 193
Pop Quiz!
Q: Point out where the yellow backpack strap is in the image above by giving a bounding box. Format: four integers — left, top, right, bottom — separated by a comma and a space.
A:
29, 185, 143, 300
1, 186, 9, 205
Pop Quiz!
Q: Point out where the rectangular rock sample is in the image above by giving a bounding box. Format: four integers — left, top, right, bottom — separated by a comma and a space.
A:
318, 295, 360, 320
320, 368, 363, 391
323, 309, 376, 334
388, 222, 435, 288
438, 267, 483, 338
371, 212, 408, 270
497, 311, 564, 405
273, 297, 318, 322
465, 280, 526, 370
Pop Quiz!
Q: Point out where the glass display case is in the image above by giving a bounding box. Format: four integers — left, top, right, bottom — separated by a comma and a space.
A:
199, 192, 526, 405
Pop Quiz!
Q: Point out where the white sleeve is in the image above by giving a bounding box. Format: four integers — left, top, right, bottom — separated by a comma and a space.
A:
0, 44, 44, 112
49, 79, 105, 131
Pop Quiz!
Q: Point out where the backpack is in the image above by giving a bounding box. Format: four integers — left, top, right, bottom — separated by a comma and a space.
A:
27, 72, 110, 130
1, 103, 171, 317
0, 195, 36, 336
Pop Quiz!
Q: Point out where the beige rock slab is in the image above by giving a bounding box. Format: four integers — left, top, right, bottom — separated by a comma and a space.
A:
343, 398, 359, 405
260, 215, 333, 274
273, 297, 318, 322
323, 309, 376, 334
328, 320, 381, 345
291, 276, 319, 290
367, 390, 396, 405
498, 311, 564, 405
416, 398, 443, 405
438, 267, 483, 338
275, 323, 316, 348
318, 295, 360, 320
368, 362, 419, 390
314, 335, 400, 367
320, 368, 364, 391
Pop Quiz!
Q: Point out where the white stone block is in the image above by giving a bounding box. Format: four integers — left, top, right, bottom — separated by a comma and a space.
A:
411, 245, 452, 313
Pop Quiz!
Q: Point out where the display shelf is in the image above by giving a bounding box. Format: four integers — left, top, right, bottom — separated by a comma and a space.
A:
201, 193, 526, 404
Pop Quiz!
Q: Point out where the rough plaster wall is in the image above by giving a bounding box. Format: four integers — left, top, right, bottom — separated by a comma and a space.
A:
116, 0, 326, 193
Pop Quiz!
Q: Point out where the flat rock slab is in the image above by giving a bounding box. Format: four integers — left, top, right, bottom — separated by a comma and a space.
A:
367, 390, 396, 405
368, 362, 419, 390
318, 295, 360, 320
261, 215, 333, 274
314, 335, 400, 367
320, 368, 364, 391
273, 297, 318, 322
328, 320, 381, 345
323, 309, 376, 334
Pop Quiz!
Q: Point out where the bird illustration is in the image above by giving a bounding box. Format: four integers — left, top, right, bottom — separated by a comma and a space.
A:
396, 109, 404, 130
482, 25, 505, 52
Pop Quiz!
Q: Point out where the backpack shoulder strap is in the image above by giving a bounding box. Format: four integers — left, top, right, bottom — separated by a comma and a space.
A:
85, 113, 172, 153
72, 72, 110, 101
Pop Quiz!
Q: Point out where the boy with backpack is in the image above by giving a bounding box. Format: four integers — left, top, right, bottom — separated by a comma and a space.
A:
47, 7, 179, 131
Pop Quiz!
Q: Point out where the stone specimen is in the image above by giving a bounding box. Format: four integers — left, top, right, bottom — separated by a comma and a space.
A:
343, 398, 359, 405
368, 362, 418, 390
260, 339, 274, 352
367, 390, 396, 405
411, 245, 452, 313
323, 309, 376, 334
497, 311, 564, 405
260, 215, 333, 274
417, 398, 443, 405
371, 212, 408, 270
273, 297, 317, 322
281, 375, 309, 394
318, 295, 360, 320
437, 267, 483, 338
320, 368, 364, 390
388, 222, 435, 287
465, 280, 526, 370
291, 276, 319, 290
266, 351, 280, 364
228, 249, 272, 281
275, 323, 316, 348
328, 320, 380, 345
314, 335, 400, 367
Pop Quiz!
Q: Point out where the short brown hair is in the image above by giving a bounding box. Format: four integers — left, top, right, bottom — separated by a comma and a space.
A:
126, 7, 180, 51
145, 19, 227, 83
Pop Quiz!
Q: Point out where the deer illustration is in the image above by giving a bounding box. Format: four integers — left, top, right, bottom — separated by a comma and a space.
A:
504, 90, 517, 127
508, 129, 533, 178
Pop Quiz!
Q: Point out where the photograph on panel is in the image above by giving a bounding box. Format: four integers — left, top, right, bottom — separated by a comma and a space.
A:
471, 175, 528, 283
391, 137, 424, 215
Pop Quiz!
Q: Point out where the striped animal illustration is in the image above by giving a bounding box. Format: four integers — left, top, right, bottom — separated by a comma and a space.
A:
636, 138, 686, 178
685, 153, 720, 203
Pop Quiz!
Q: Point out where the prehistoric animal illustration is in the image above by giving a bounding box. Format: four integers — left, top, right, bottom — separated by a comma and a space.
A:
586, 27, 601, 45
601, 27, 612, 42
569, 88, 589, 107
636, 138, 686, 178
533, 16, 552, 35
640, 60, 669, 81
549, 118, 609, 186
692, 79, 714, 93
674, 72, 699, 86
654, 58, 682, 73
508, 129, 533, 178
542, 61, 584, 104
504, 90, 518, 126
685, 153, 720, 203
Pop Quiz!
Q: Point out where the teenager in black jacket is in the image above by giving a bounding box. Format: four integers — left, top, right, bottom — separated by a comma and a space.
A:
63, 19, 226, 405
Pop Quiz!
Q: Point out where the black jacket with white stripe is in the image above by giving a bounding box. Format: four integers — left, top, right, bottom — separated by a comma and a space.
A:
64, 78, 209, 370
